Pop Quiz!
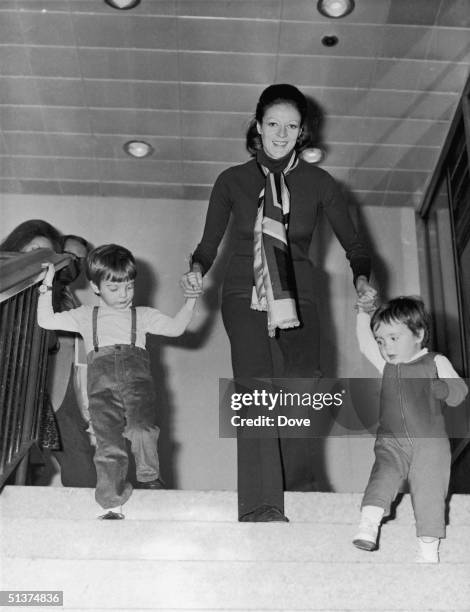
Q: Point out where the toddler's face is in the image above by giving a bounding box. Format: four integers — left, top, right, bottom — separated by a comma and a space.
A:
94, 279, 135, 310
373, 319, 424, 364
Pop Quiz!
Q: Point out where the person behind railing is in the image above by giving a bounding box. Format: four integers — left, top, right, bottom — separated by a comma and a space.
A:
0, 220, 97, 487
1, 220, 64, 455
0, 219, 62, 255
61, 234, 91, 296
44, 232, 98, 487
59, 234, 96, 446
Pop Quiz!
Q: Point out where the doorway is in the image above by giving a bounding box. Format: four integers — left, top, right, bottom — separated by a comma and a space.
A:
418, 77, 470, 492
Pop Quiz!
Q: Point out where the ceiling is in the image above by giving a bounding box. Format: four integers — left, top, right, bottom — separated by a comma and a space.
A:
0, 0, 469, 206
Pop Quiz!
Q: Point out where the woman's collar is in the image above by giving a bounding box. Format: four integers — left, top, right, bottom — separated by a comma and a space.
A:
256, 148, 297, 173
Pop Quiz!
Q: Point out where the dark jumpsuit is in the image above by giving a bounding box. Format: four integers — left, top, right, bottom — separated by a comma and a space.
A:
362, 352, 451, 538
87, 306, 160, 509
192, 153, 371, 518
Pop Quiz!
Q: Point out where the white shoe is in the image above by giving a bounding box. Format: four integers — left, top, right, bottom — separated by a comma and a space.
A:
353, 517, 379, 551
353, 505, 384, 551
415, 538, 439, 563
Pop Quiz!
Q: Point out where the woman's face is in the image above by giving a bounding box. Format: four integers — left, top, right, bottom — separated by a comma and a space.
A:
257, 102, 302, 160
21, 236, 54, 252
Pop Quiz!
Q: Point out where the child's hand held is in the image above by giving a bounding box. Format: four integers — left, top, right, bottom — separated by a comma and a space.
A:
41, 262, 55, 286
180, 271, 203, 297
355, 278, 377, 314
355, 295, 377, 315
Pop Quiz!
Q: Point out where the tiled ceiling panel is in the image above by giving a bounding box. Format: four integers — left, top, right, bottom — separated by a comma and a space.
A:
0, 0, 469, 206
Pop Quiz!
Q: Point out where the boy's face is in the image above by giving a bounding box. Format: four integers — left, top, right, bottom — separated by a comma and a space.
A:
373, 319, 424, 364
91, 278, 135, 310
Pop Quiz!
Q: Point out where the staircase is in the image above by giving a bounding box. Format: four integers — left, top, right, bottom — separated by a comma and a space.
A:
1, 486, 469, 611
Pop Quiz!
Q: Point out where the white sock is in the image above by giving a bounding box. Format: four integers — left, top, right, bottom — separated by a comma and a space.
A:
353, 505, 385, 550
361, 505, 385, 525
416, 537, 439, 563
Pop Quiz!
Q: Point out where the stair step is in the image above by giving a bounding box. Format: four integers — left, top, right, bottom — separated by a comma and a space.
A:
2, 486, 470, 524
2, 559, 469, 610
2, 519, 470, 563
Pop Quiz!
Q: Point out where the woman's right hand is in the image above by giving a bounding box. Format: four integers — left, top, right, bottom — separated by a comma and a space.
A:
180, 263, 204, 297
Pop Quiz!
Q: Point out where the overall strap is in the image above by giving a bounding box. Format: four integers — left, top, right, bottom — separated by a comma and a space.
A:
130, 307, 136, 347
92, 306, 99, 352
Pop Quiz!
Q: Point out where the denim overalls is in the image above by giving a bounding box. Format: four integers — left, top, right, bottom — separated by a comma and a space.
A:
87, 306, 160, 509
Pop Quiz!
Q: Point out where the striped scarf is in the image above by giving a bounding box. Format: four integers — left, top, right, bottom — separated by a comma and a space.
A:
251, 149, 300, 337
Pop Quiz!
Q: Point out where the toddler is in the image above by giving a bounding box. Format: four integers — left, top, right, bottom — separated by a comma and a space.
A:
38, 244, 200, 519
353, 296, 467, 562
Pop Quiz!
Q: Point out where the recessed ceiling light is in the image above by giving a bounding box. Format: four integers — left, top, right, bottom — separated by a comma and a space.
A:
300, 148, 324, 164
317, 0, 355, 18
123, 140, 154, 158
104, 0, 141, 10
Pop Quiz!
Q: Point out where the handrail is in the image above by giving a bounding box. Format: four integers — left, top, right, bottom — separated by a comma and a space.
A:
0, 249, 70, 489
0, 248, 68, 303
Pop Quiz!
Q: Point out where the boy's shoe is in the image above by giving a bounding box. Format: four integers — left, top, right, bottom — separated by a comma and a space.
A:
138, 478, 165, 490
415, 538, 439, 563
239, 505, 289, 523
98, 510, 125, 520
353, 518, 379, 551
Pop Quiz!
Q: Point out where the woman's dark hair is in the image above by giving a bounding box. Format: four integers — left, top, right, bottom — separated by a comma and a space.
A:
0, 219, 62, 253
61, 234, 90, 253
86, 244, 137, 286
371, 296, 431, 347
246, 83, 312, 155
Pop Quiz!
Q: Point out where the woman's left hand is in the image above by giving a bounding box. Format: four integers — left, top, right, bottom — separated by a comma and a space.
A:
355, 276, 377, 313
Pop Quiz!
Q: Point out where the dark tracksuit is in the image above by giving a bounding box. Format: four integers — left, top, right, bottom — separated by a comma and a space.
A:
362, 352, 451, 538
87, 307, 160, 509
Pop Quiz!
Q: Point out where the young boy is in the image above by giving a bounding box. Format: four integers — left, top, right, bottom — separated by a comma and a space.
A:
38, 244, 200, 519
354, 296, 468, 562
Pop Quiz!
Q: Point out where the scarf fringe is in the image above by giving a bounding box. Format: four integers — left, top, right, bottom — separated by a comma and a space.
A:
268, 318, 301, 337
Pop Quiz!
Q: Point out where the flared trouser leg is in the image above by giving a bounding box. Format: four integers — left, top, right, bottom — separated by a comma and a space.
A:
222, 295, 320, 518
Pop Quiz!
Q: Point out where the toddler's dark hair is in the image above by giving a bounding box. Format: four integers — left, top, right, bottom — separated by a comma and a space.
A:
371, 296, 431, 347
86, 244, 136, 286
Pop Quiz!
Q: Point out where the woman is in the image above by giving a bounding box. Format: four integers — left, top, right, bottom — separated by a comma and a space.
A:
0, 219, 62, 254
1, 220, 96, 487
181, 84, 376, 521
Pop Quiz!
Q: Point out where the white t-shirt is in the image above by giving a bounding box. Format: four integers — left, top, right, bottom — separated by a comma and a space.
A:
38, 293, 194, 355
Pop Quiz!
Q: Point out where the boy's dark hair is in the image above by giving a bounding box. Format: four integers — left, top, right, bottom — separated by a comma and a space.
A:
371, 296, 431, 347
86, 244, 137, 285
